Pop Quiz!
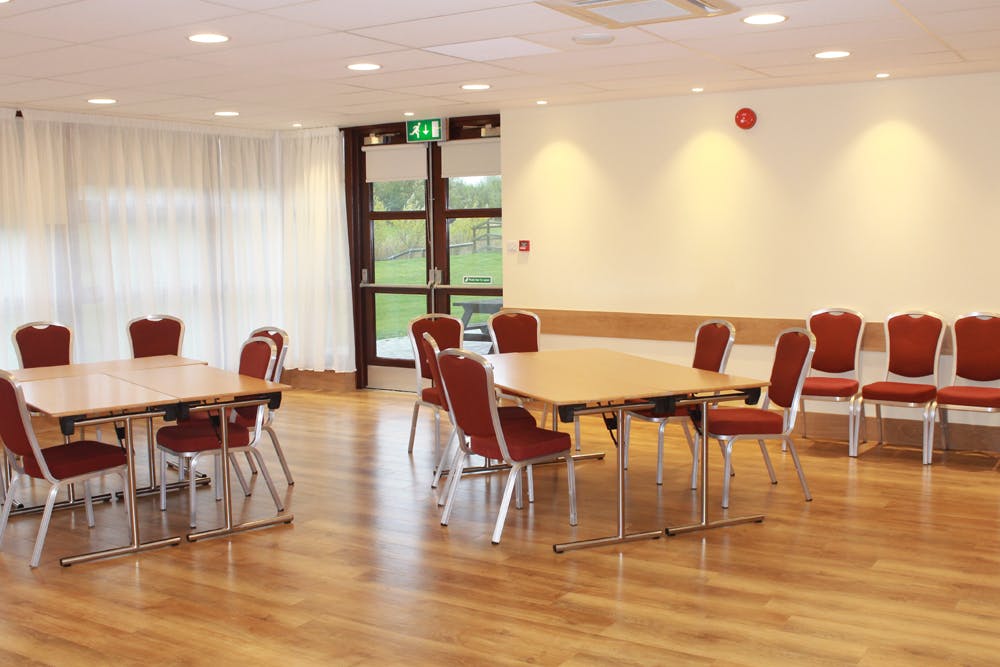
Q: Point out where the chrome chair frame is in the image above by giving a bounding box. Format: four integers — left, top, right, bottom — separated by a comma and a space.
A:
406, 314, 464, 456
248, 326, 293, 485
934, 312, 1000, 450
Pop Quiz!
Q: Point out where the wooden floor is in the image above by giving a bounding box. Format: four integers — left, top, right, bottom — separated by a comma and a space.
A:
2, 388, 1000, 665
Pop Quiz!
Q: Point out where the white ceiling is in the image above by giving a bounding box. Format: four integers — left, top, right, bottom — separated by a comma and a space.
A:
1, 0, 998, 130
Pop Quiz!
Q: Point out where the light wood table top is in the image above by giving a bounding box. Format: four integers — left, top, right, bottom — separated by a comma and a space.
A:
106, 364, 287, 403
20, 374, 179, 418
485, 348, 765, 406
10, 355, 206, 382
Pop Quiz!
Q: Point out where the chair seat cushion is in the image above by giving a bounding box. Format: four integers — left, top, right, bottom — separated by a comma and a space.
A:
421, 386, 443, 407
936, 385, 1000, 409
471, 425, 571, 462
862, 381, 936, 403
705, 407, 784, 436
26, 441, 127, 480
157, 421, 251, 454
801, 377, 859, 398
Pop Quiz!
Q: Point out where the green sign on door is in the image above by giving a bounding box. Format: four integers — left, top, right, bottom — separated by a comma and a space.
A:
406, 119, 444, 143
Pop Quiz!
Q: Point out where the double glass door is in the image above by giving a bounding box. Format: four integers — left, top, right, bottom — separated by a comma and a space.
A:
345, 117, 503, 388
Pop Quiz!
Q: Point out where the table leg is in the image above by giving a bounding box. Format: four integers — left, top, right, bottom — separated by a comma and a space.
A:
664, 400, 764, 536
553, 406, 662, 552
61, 417, 182, 566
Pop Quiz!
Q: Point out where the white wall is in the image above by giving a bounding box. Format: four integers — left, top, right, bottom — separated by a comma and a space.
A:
501, 72, 1000, 420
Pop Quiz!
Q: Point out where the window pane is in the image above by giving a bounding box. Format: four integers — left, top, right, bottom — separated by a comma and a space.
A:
374, 293, 426, 359
447, 175, 501, 209
372, 179, 426, 211
450, 295, 501, 354
374, 219, 427, 284
448, 217, 502, 287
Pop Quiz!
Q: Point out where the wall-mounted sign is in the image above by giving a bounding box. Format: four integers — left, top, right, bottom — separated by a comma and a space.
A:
406, 118, 443, 143
462, 275, 493, 284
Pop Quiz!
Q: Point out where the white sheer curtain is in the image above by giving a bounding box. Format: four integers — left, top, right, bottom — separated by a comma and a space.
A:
0, 109, 354, 372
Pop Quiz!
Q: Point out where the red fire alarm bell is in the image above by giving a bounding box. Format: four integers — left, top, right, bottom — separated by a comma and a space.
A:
735, 107, 757, 130
518, 240, 530, 252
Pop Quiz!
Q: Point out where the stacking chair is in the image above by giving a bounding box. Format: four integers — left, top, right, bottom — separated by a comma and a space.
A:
407, 314, 464, 455
155, 337, 284, 527
703, 328, 815, 509
800, 307, 865, 455
436, 348, 577, 544
246, 326, 293, 485
934, 313, 1000, 450
127, 314, 184, 358
622, 319, 735, 488
0, 371, 129, 567
487, 309, 555, 433
854, 311, 944, 465
12, 321, 72, 368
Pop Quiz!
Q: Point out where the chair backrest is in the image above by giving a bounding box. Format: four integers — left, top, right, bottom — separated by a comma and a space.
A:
128, 314, 184, 358
421, 332, 449, 411
12, 321, 72, 369
807, 307, 864, 377
0, 371, 51, 480
437, 348, 510, 461
408, 314, 464, 388
488, 309, 540, 353
884, 311, 945, 382
766, 328, 816, 421
691, 319, 735, 373
250, 326, 289, 382
232, 336, 277, 428
951, 312, 1000, 384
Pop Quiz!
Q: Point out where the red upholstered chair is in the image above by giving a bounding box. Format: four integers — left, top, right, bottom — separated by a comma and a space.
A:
704, 328, 815, 509
0, 370, 129, 567
246, 326, 293, 485
854, 311, 944, 465
623, 319, 735, 488
437, 348, 577, 544
934, 313, 1000, 450
407, 314, 464, 455
487, 309, 540, 353
800, 307, 865, 455
127, 314, 184, 358
12, 321, 72, 368
155, 337, 284, 527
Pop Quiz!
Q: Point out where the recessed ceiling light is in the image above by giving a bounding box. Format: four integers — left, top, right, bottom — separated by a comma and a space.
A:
461, 83, 490, 91
214, 111, 239, 117
875, 72, 890, 79
87, 98, 117, 105
815, 50, 850, 59
536, 100, 548, 105
188, 33, 229, 44
572, 32, 614, 45
403, 111, 415, 117
743, 14, 786, 25
347, 63, 380, 71
691, 87, 704, 93
292, 123, 303, 128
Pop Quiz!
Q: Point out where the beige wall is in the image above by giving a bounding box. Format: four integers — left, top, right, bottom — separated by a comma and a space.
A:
500, 72, 1000, 423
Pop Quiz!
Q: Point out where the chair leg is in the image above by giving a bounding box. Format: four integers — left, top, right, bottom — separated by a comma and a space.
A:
492, 465, 522, 544
0, 470, 20, 546
431, 428, 457, 489
758, 440, 777, 484
264, 424, 294, 485
433, 408, 442, 456
250, 449, 284, 512
875, 403, 884, 444
244, 451, 258, 475
784, 436, 812, 501
526, 465, 535, 504
230, 453, 251, 496
407, 401, 421, 454
721, 439, 733, 509
923, 401, 936, 465
852, 399, 865, 456
799, 398, 808, 439
31, 484, 62, 568
190, 453, 202, 528
939, 406, 951, 451
159, 449, 168, 511
83, 480, 95, 527
566, 455, 577, 525
514, 472, 523, 510
437, 440, 464, 507
687, 426, 700, 490
440, 450, 467, 525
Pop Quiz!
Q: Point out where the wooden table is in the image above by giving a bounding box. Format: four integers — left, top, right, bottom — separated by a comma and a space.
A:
485, 348, 767, 552
16, 360, 291, 565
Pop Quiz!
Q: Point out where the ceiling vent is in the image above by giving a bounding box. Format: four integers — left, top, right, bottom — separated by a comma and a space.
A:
540, 0, 738, 28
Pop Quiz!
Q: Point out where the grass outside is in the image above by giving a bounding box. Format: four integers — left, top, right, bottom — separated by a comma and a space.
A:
374, 251, 502, 339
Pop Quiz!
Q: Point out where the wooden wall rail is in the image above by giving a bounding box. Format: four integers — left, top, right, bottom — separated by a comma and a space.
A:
529, 308, 953, 355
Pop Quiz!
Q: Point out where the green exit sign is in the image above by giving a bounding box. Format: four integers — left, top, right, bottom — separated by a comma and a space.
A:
462, 275, 493, 284
406, 118, 444, 143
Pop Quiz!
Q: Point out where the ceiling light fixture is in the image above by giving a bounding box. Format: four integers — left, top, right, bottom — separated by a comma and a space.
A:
691, 87, 704, 93
188, 33, 229, 44
214, 111, 239, 117
347, 63, 381, 71
815, 50, 850, 59
743, 13, 786, 25
87, 98, 117, 105
292, 123, 303, 128
461, 83, 491, 91
875, 72, 890, 79
536, 100, 548, 105
403, 111, 415, 117
572, 32, 615, 45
